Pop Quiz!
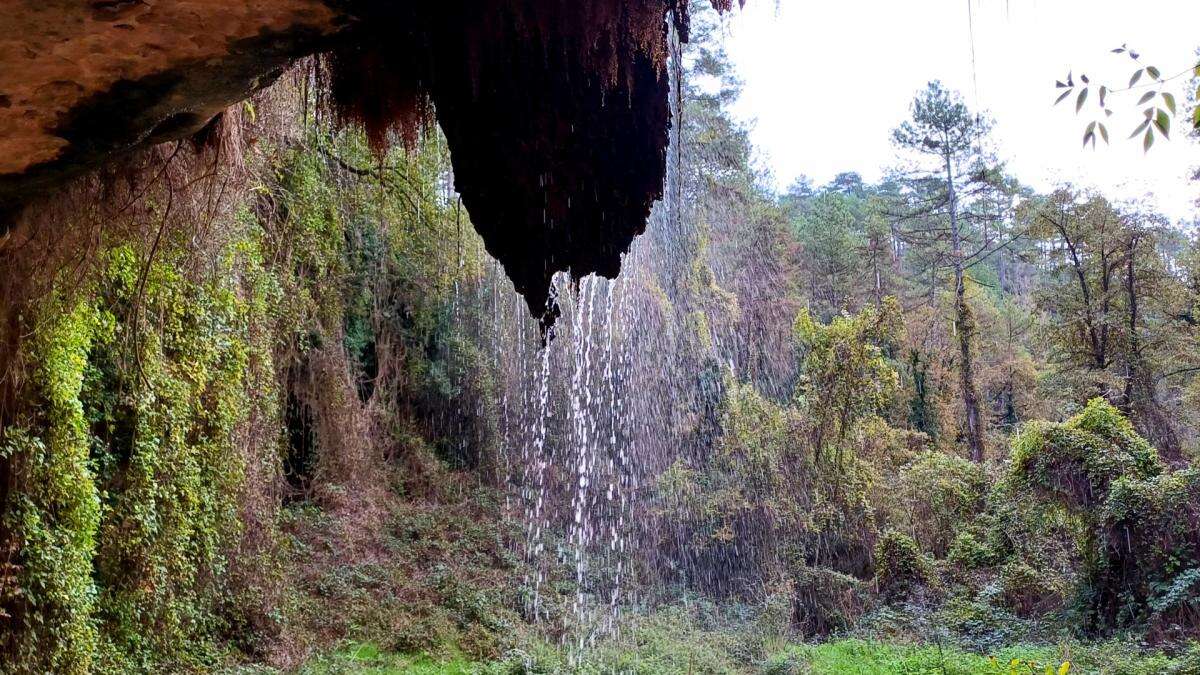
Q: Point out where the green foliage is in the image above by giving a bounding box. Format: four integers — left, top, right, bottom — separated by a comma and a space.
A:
874, 530, 930, 599
792, 193, 865, 321
85, 240, 257, 670
0, 112, 499, 670
1011, 398, 1161, 511
792, 565, 875, 637
578, 604, 751, 674
793, 297, 902, 463
298, 642, 481, 674
893, 81, 992, 157
947, 528, 995, 570
997, 560, 1063, 617
766, 639, 1071, 675
769, 638, 1200, 675
886, 451, 987, 557
3, 224, 271, 671
1009, 399, 1200, 633
1, 300, 102, 674
1054, 45, 1200, 150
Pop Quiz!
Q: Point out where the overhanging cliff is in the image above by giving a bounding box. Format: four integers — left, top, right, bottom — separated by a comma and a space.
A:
0, 0, 737, 322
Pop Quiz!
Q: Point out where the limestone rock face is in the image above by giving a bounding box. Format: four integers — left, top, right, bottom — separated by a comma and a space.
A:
0, 0, 718, 321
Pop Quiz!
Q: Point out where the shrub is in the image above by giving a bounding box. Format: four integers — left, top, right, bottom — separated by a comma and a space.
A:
886, 450, 987, 557
998, 560, 1064, 617
874, 530, 929, 599
1009, 399, 1200, 635
948, 528, 995, 570
1011, 399, 1161, 511
792, 565, 875, 637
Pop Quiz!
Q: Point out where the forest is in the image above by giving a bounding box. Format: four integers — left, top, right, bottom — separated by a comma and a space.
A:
1, 2, 1200, 674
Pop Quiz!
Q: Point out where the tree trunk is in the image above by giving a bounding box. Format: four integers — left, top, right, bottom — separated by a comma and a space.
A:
1123, 235, 1182, 461
946, 153, 986, 462
996, 245, 1008, 293
955, 268, 986, 462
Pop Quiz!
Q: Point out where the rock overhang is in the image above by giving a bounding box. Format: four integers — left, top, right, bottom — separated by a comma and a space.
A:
0, 0, 736, 323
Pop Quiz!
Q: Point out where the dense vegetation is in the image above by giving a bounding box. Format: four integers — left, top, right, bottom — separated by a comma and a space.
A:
1, 13, 1199, 675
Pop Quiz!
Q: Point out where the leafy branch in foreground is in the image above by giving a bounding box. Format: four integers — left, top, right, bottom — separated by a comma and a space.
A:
1053, 44, 1200, 151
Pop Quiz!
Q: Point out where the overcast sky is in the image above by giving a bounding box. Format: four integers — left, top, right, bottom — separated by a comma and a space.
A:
721, 0, 1200, 222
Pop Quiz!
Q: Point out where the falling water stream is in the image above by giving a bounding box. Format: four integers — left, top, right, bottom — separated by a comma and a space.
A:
447, 14, 737, 663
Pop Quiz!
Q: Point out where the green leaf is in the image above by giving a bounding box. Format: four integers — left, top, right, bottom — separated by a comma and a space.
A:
1098, 122, 1109, 144
1129, 69, 1143, 87
1146, 65, 1161, 79
1075, 88, 1088, 113
1083, 121, 1096, 148
1055, 88, 1073, 105
1099, 86, 1108, 107
1161, 92, 1176, 114
1130, 118, 1151, 138
1143, 127, 1154, 152
1137, 90, 1157, 105
1154, 109, 1170, 138
1193, 106, 1200, 130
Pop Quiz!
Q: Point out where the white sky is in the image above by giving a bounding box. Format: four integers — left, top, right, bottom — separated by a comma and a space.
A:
721, 0, 1200, 222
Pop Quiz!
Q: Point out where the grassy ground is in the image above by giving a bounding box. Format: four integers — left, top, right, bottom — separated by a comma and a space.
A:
283, 635, 1199, 675
297, 643, 478, 674
769, 641, 1071, 674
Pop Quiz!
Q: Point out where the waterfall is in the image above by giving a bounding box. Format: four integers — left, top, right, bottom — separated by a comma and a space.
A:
458, 10, 720, 662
